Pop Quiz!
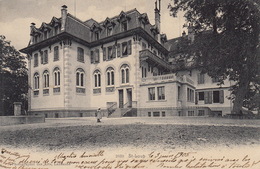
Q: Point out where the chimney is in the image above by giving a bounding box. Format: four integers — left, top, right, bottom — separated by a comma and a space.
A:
154, 0, 161, 43
182, 31, 186, 37
61, 5, 67, 32
30, 23, 36, 45
188, 23, 195, 42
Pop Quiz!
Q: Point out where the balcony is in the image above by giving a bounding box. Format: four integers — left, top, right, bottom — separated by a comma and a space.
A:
139, 49, 171, 71
141, 74, 194, 86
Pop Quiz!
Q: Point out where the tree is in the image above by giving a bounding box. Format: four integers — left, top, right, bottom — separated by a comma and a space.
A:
0, 35, 28, 116
169, 0, 260, 114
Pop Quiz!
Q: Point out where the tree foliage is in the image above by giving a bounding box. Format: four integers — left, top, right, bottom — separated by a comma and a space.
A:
169, 0, 260, 114
0, 35, 28, 116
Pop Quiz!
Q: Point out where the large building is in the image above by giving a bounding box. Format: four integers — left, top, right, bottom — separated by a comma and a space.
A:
20, 1, 233, 118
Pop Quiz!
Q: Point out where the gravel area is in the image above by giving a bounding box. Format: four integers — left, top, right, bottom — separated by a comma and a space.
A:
0, 117, 259, 151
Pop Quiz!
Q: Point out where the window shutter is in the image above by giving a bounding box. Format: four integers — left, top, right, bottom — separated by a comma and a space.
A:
204, 91, 209, 104
127, 40, 132, 55
219, 90, 224, 103
90, 51, 94, 63
117, 43, 121, 57
112, 45, 116, 58
96, 49, 100, 63
41, 54, 43, 64
103, 47, 106, 61
195, 92, 198, 105
208, 91, 213, 104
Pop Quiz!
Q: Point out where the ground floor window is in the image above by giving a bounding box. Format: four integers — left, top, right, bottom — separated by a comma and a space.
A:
198, 110, 205, 116
188, 111, 195, 116
153, 112, 160, 117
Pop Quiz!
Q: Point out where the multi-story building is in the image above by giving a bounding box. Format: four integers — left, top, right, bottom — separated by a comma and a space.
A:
20, 2, 233, 118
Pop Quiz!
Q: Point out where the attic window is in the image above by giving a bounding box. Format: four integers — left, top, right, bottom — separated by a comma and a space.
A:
43, 31, 48, 40
94, 32, 100, 40
121, 21, 127, 31
107, 26, 113, 36
54, 26, 59, 35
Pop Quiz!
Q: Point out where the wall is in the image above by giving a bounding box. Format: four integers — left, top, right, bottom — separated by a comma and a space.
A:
30, 42, 65, 111
89, 36, 138, 110
0, 116, 45, 126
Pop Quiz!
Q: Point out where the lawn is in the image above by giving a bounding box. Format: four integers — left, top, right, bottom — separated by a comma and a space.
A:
0, 123, 259, 150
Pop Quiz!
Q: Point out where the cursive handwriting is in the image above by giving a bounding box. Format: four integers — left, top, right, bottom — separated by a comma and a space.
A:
0, 148, 259, 169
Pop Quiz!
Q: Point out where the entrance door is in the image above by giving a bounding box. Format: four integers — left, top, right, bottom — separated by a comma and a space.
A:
119, 90, 124, 108
127, 88, 132, 108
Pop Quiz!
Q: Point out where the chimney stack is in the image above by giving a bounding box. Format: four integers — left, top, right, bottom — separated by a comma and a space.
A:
61, 5, 67, 32
30, 23, 36, 45
154, 0, 161, 43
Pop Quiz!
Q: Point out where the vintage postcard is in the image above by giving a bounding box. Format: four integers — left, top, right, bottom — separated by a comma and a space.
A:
0, 0, 259, 169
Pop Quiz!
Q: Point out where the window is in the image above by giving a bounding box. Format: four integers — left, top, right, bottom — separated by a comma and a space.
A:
34, 35, 38, 43
187, 88, 194, 102
153, 112, 160, 117
94, 70, 101, 88
103, 47, 107, 61
162, 111, 166, 117
34, 73, 40, 90
117, 43, 121, 57
34, 53, 38, 67
148, 112, 151, 117
121, 64, 129, 84
121, 40, 132, 56
91, 49, 100, 63
43, 70, 49, 88
76, 68, 85, 87
122, 42, 128, 56
148, 87, 155, 100
107, 26, 113, 36
76, 68, 85, 94
44, 31, 48, 40
198, 110, 205, 116
142, 42, 147, 50
212, 77, 219, 83
53, 68, 60, 86
77, 47, 84, 62
198, 73, 205, 84
121, 21, 127, 31
108, 46, 113, 60
95, 32, 99, 40
198, 92, 204, 101
157, 86, 165, 100
213, 91, 220, 103
106, 67, 114, 86
54, 46, 59, 61
43, 50, 48, 64
188, 111, 195, 116
54, 26, 59, 35
178, 86, 181, 100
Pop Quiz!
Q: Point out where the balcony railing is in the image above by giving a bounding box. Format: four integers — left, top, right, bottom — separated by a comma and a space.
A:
139, 49, 171, 71
43, 89, 49, 95
141, 74, 194, 86
53, 87, 60, 93
106, 87, 115, 92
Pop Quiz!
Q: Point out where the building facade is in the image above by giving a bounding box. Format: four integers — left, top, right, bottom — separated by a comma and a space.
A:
21, 2, 233, 118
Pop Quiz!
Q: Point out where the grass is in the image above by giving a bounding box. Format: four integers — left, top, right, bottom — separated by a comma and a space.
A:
0, 124, 259, 150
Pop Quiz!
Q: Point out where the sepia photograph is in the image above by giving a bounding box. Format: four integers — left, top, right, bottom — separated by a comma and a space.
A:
0, 0, 260, 168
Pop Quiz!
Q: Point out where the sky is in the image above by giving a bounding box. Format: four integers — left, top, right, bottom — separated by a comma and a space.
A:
0, 0, 186, 51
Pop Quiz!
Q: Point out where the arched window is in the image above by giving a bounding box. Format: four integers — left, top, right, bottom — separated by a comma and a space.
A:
76, 68, 85, 87
106, 67, 115, 86
34, 72, 40, 90
121, 64, 130, 84
53, 67, 60, 87
43, 70, 49, 88
94, 70, 101, 88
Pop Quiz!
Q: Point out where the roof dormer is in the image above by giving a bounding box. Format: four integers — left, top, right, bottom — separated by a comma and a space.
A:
103, 17, 115, 27
117, 11, 131, 22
